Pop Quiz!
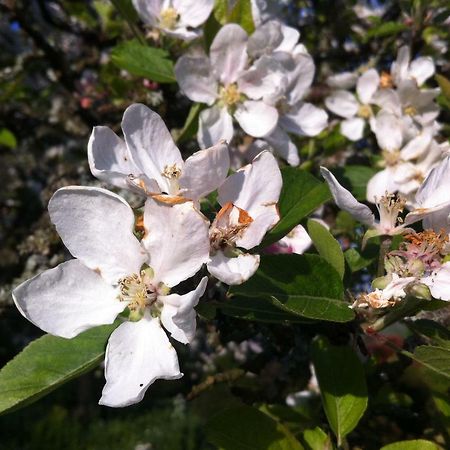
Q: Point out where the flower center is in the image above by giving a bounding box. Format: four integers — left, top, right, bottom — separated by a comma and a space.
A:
118, 267, 169, 320
159, 7, 179, 29
219, 84, 242, 107
162, 163, 182, 195
357, 104, 372, 119
379, 71, 393, 88
276, 97, 291, 115
210, 202, 253, 253
375, 193, 406, 233
382, 149, 401, 166
403, 105, 417, 116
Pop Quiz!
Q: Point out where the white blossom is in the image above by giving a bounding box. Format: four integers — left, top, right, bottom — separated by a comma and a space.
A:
13, 187, 210, 407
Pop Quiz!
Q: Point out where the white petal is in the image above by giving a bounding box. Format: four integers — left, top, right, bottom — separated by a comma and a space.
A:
159, 276, 208, 344
276, 24, 300, 53
356, 69, 380, 104
373, 111, 403, 151
415, 156, 450, 209
277, 224, 313, 254
341, 117, 365, 141
265, 126, 300, 166
246, 20, 283, 59
325, 90, 359, 119
207, 251, 260, 285
219, 150, 282, 228
234, 100, 278, 137
371, 89, 402, 115
121, 104, 183, 194
13, 260, 123, 339
88, 126, 140, 190
48, 187, 147, 284
174, 56, 217, 105
198, 106, 234, 149
409, 56, 435, 86
132, 0, 160, 25
210, 24, 248, 85
285, 53, 315, 104
366, 167, 401, 203
281, 102, 328, 137
421, 262, 450, 301
180, 141, 230, 201
175, 0, 214, 27
400, 131, 432, 161
391, 46, 410, 85
327, 72, 358, 89
320, 167, 375, 226
162, 26, 200, 41
99, 316, 182, 407
142, 198, 210, 287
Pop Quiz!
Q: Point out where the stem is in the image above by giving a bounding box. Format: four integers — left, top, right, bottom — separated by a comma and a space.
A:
377, 235, 392, 277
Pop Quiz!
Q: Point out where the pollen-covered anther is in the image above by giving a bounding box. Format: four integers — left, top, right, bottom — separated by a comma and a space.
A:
118, 271, 157, 311
403, 105, 418, 116
382, 149, 401, 166
375, 192, 406, 232
357, 104, 372, 119
379, 71, 393, 88
219, 83, 241, 107
162, 163, 182, 180
159, 7, 179, 29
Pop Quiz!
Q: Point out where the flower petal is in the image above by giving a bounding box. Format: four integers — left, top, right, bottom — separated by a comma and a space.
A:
142, 198, 210, 287
174, 56, 218, 105
210, 23, 248, 85
13, 260, 123, 339
265, 126, 300, 166
160, 276, 208, 344
174, 0, 214, 27
247, 20, 283, 59
207, 251, 260, 285
366, 167, 400, 203
327, 72, 358, 89
99, 316, 182, 407
281, 102, 328, 137
356, 69, 380, 105
409, 56, 435, 86
132, 0, 160, 25
340, 117, 365, 141
277, 24, 300, 53
235, 100, 278, 137
87, 126, 141, 190
121, 104, 183, 194
48, 187, 147, 284
421, 262, 450, 301
198, 106, 234, 149
325, 90, 359, 119
180, 141, 230, 200
320, 167, 375, 226
391, 46, 410, 85
373, 111, 403, 151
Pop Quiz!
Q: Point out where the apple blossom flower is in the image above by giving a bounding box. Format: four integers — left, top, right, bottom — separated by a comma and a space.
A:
175, 23, 280, 149
132, 0, 214, 41
88, 103, 229, 203
325, 69, 380, 141
320, 166, 449, 238
207, 151, 282, 284
391, 45, 435, 87
13, 186, 210, 407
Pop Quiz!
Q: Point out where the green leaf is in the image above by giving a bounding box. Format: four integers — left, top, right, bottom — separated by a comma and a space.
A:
307, 219, 345, 279
214, 297, 314, 324
230, 254, 354, 323
111, 40, 175, 83
0, 128, 17, 149
176, 103, 205, 143
331, 165, 376, 201
214, 0, 255, 34
364, 22, 407, 40
344, 247, 376, 272
206, 405, 304, 450
380, 440, 440, 450
405, 345, 450, 380
261, 168, 331, 247
0, 323, 118, 415
407, 319, 450, 349
436, 74, 450, 101
302, 427, 331, 450
311, 336, 368, 445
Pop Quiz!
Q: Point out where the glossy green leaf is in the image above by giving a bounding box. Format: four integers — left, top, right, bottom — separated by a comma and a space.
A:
0, 323, 118, 415
407, 345, 450, 380
230, 255, 354, 323
311, 336, 368, 445
302, 427, 332, 450
436, 74, 450, 101
307, 219, 345, 279
331, 165, 377, 201
0, 128, 17, 149
206, 405, 304, 450
365, 22, 407, 40
344, 248, 376, 272
261, 168, 331, 247
407, 319, 450, 349
111, 40, 175, 83
380, 439, 440, 450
